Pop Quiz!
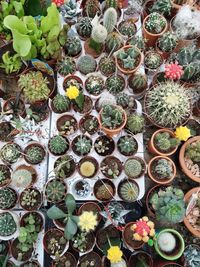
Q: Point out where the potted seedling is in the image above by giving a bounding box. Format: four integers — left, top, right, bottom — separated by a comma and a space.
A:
0, 143, 21, 165
72, 135, 92, 156
0, 187, 18, 210
56, 56, 76, 77
3, 96, 26, 118
85, 74, 104, 96
117, 135, 138, 156
73, 94, 93, 114
63, 75, 83, 92
124, 157, 146, 179
20, 212, 43, 231
57, 115, 78, 136
100, 156, 123, 179
94, 179, 116, 202
48, 135, 69, 156
96, 224, 120, 251
52, 251, 77, 267
79, 115, 99, 135
78, 156, 99, 178
54, 155, 76, 180
94, 135, 115, 156
0, 164, 11, 187
99, 56, 116, 77
43, 229, 67, 256
105, 74, 125, 95
24, 143, 46, 165
11, 165, 37, 189
45, 179, 67, 203
118, 179, 139, 202
51, 94, 71, 114
19, 187, 42, 211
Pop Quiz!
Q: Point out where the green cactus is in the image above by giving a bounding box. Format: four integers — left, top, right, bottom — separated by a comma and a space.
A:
74, 136, 92, 155
128, 36, 146, 52
185, 141, 200, 163
52, 94, 70, 113
103, 8, 118, 33
106, 0, 117, 8
0, 188, 17, 210
105, 74, 125, 95
72, 232, 88, 252
119, 20, 137, 38
0, 212, 17, 237
65, 36, 82, 57
119, 180, 139, 202
118, 135, 137, 155
105, 32, 123, 53
150, 0, 172, 16
145, 12, 166, 34
126, 113, 145, 134
101, 105, 124, 129
76, 17, 92, 39
99, 56, 116, 76
84, 0, 100, 18
60, 0, 77, 20
54, 155, 76, 179
157, 32, 177, 52
25, 145, 45, 164
56, 56, 76, 76
184, 244, 200, 267
117, 46, 140, 70
45, 179, 66, 203
20, 188, 40, 209
49, 135, 69, 155
0, 143, 21, 164
154, 132, 179, 152
12, 169, 32, 188
0, 165, 10, 186
128, 73, 147, 93
77, 55, 97, 75
144, 52, 162, 70
85, 75, 104, 96
124, 158, 143, 178
154, 158, 174, 179
116, 92, 135, 110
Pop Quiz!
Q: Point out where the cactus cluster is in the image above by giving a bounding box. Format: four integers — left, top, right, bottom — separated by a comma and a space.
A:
57, 56, 76, 76
157, 32, 177, 52
20, 188, 40, 209
74, 136, 92, 155
105, 32, 123, 53
103, 8, 118, 33
124, 158, 143, 178
153, 158, 174, 179
25, 145, 45, 164
77, 55, 97, 75
101, 105, 124, 129
128, 36, 146, 52
84, 0, 100, 18
76, 17, 92, 39
52, 94, 70, 113
145, 81, 191, 128
116, 92, 135, 110
119, 20, 137, 38
65, 36, 82, 57
150, 0, 172, 16
128, 73, 147, 93
105, 74, 125, 95
12, 169, 32, 188
0, 212, 17, 237
185, 141, 200, 163
144, 52, 162, 70
85, 75, 104, 96
184, 244, 200, 267
0, 143, 21, 164
145, 12, 166, 34
45, 179, 66, 203
119, 180, 139, 202
116, 46, 140, 70
98, 56, 116, 76
154, 132, 179, 152
118, 135, 137, 155
126, 113, 145, 134
49, 135, 69, 155
96, 182, 114, 200
0, 188, 17, 210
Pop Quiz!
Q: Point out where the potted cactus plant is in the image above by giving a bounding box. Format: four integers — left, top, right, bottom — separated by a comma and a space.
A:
54, 155, 76, 180
156, 31, 178, 59
0, 143, 21, 165
72, 135, 92, 156
60, 0, 78, 25
63, 75, 83, 92
94, 135, 115, 156
0, 187, 18, 210
19, 187, 42, 211
24, 143, 46, 165
126, 113, 145, 135
105, 74, 125, 95
51, 94, 71, 114
144, 51, 163, 72
78, 252, 102, 267
182, 244, 200, 266
128, 73, 148, 99
56, 56, 76, 77
0, 121, 15, 142
64, 36, 82, 57
105, 32, 123, 53
100, 156, 123, 179
116, 93, 137, 112
45, 179, 67, 203
52, 251, 77, 267
99, 56, 116, 77
79, 115, 99, 135
85, 74, 104, 96
118, 19, 137, 38
129, 251, 153, 267
94, 179, 116, 202
76, 17, 92, 40
77, 55, 97, 75
11, 165, 37, 189
118, 179, 139, 202
124, 157, 146, 179
0, 211, 19, 241
0, 164, 11, 187
78, 156, 99, 178
117, 135, 138, 156
96, 224, 120, 251
48, 135, 69, 156
56, 114, 78, 136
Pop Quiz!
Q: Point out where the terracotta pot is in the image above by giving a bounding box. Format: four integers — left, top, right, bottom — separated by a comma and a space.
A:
44, 179, 67, 204
93, 179, 116, 202
79, 114, 99, 135
100, 156, 123, 179
118, 179, 140, 202
24, 143, 46, 165
78, 156, 99, 178
123, 222, 144, 250
15, 165, 37, 186
148, 156, 176, 185
56, 114, 78, 136
193, 98, 200, 117
179, 136, 200, 183
98, 105, 127, 137
73, 95, 93, 115
11, 238, 33, 262
19, 188, 42, 211
143, 14, 168, 46
156, 40, 177, 60
43, 228, 67, 255
148, 129, 178, 156
20, 211, 44, 231
142, 0, 153, 20
154, 260, 182, 267
96, 225, 120, 251
84, 38, 104, 58
129, 251, 153, 267
62, 74, 83, 92
184, 187, 200, 238
115, 45, 143, 75
0, 164, 11, 188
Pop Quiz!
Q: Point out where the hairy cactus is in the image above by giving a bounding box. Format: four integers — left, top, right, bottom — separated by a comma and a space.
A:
103, 8, 118, 33
52, 94, 70, 113
45, 179, 66, 203
185, 141, 200, 163
157, 232, 176, 252
144, 52, 162, 70
65, 36, 82, 57
126, 113, 145, 134
154, 158, 174, 179
145, 81, 191, 128
157, 32, 177, 52
105, 32, 123, 53
105, 74, 125, 95
76, 17, 92, 38
80, 161, 96, 177
119, 180, 139, 202
0, 212, 17, 237
145, 12, 166, 34
77, 55, 97, 75
118, 135, 137, 155
150, 0, 172, 16
99, 56, 116, 76
12, 169, 32, 188
0, 188, 17, 210
0, 143, 21, 164
56, 56, 76, 76
96, 183, 114, 200
124, 158, 143, 178
91, 24, 108, 44
49, 135, 69, 155
128, 73, 147, 92
154, 132, 179, 152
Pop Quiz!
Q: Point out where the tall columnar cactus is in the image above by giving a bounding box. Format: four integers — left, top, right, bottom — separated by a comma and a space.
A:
105, 32, 123, 53
103, 8, 118, 33
157, 32, 177, 52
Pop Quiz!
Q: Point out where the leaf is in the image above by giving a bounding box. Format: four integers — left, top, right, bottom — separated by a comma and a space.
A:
47, 206, 66, 219
13, 1, 24, 17
65, 217, 77, 240
75, 93, 84, 110
65, 194, 76, 214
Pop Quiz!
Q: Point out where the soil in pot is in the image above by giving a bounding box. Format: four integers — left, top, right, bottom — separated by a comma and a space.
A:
73, 95, 93, 114
43, 229, 67, 256
71, 135, 92, 156
11, 238, 33, 262
52, 252, 77, 267
94, 135, 115, 156
94, 179, 116, 202
100, 156, 123, 179
123, 223, 144, 249
29, 102, 50, 123
0, 122, 15, 142
78, 251, 102, 267
20, 188, 42, 211
0, 164, 11, 187
24, 143, 46, 165
78, 156, 99, 178
129, 251, 153, 267
79, 115, 99, 135
56, 115, 78, 136
54, 155, 76, 180
3, 97, 25, 118
117, 135, 138, 156
78, 202, 102, 222
71, 231, 95, 253
96, 225, 120, 251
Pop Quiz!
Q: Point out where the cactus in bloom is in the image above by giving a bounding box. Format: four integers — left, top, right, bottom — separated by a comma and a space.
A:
131, 217, 155, 242
105, 32, 123, 53
165, 62, 183, 80
103, 8, 118, 33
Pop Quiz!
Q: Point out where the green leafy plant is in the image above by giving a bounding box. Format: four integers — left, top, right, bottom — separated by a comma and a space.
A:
52, 94, 70, 113
56, 56, 76, 76
126, 113, 145, 134
0, 52, 22, 74
116, 46, 140, 70
100, 105, 124, 129
45, 179, 66, 203
47, 194, 79, 240
145, 12, 166, 34
0, 188, 17, 210
0, 212, 17, 237
105, 74, 125, 95
49, 135, 69, 155
77, 55, 96, 75
154, 132, 179, 152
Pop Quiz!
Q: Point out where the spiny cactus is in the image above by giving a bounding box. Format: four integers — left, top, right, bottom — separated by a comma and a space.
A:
103, 8, 118, 33
185, 141, 200, 163
154, 158, 174, 179
98, 56, 116, 76
49, 135, 69, 155
0, 188, 17, 210
154, 132, 179, 152
65, 36, 82, 57
145, 12, 166, 34
45, 180, 66, 203
128, 73, 147, 93
90, 24, 108, 53
0, 212, 17, 237
119, 180, 139, 202
105, 74, 125, 95
157, 32, 177, 52
96, 183, 114, 200
74, 136, 92, 155
12, 169, 32, 188
84, 0, 100, 18
118, 136, 137, 156
25, 145, 45, 165
116, 92, 135, 110
124, 158, 143, 178
56, 56, 76, 76
126, 113, 145, 134
76, 17, 92, 39
105, 32, 123, 53
144, 52, 162, 70
20, 188, 40, 209
60, 0, 77, 19
85, 75, 104, 95
52, 94, 70, 113
77, 55, 97, 75
145, 81, 191, 128
157, 232, 176, 252
106, 0, 117, 9
128, 36, 146, 52
117, 46, 140, 70
80, 161, 96, 177
100, 105, 124, 129
0, 143, 21, 164
150, 0, 172, 16
119, 20, 137, 38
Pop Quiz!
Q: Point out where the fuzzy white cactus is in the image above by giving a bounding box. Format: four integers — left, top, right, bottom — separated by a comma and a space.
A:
98, 91, 116, 109
157, 232, 176, 253
91, 24, 108, 43
103, 7, 118, 33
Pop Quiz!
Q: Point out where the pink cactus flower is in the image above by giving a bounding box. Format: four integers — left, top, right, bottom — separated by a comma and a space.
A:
165, 62, 184, 80
52, 0, 64, 7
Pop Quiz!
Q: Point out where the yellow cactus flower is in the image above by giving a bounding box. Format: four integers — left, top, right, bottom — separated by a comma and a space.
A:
107, 246, 123, 263
78, 211, 97, 232
66, 85, 79, 100
175, 126, 191, 141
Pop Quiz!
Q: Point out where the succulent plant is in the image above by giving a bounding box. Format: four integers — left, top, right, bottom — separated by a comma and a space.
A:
124, 158, 143, 178
157, 32, 178, 52
144, 52, 162, 70
98, 56, 116, 76
20, 188, 40, 209
0, 212, 17, 237
128, 36, 146, 52
74, 136, 92, 156
106, 0, 117, 8
97, 91, 116, 110
128, 73, 147, 93
105, 32, 123, 53
119, 180, 139, 202
18, 71, 50, 103
72, 232, 88, 252
119, 20, 137, 38
76, 17, 92, 39
150, 0, 172, 16
116, 46, 140, 70
85, 75, 104, 96
45, 179, 66, 203
154, 132, 179, 152
105, 74, 125, 95
150, 186, 185, 224
0, 188, 16, 210
77, 55, 96, 75
118, 135, 137, 155
185, 141, 200, 163
60, 0, 77, 20
59, 116, 77, 136
56, 56, 76, 76
49, 135, 69, 155
0, 51, 22, 74
145, 81, 191, 128
96, 183, 114, 200
0, 143, 21, 164
80, 161, 96, 178
12, 169, 32, 188
90, 23, 108, 53
103, 7, 118, 33
52, 94, 70, 113
54, 155, 76, 179
184, 244, 200, 267
0, 165, 10, 186
101, 105, 124, 129
64, 77, 83, 91
65, 36, 82, 57
116, 92, 135, 110
157, 232, 176, 252
25, 145, 44, 164
126, 113, 145, 134
94, 136, 113, 156
84, 0, 100, 18
145, 12, 166, 34
153, 158, 174, 179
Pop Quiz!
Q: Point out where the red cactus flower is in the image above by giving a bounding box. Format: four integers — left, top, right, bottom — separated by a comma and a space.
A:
133, 220, 150, 236
165, 62, 184, 80
52, 0, 64, 7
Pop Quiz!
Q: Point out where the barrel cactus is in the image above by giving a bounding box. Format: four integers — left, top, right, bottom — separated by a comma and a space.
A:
124, 158, 143, 178
118, 135, 137, 156
128, 73, 147, 93
119, 180, 139, 202
76, 17, 92, 39
98, 56, 116, 76
65, 36, 82, 57
56, 56, 76, 76
105, 74, 125, 95
126, 113, 145, 134
52, 94, 70, 113
12, 169, 32, 188
145, 12, 166, 34
77, 55, 97, 75
45, 179, 66, 203
0, 188, 17, 210
106, 0, 117, 9
105, 32, 123, 53
157, 32, 178, 52
0, 212, 17, 237
49, 135, 69, 155
144, 52, 162, 70
119, 20, 137, 38
84, 0, 100, 18
103, 7, 118, 33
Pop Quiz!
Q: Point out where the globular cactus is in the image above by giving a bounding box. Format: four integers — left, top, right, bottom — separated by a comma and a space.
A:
157, 232, 176, 252
150, 0, 172, 17
84, 0, 100, 18
106, 0, 117, 9
96, 183, 114, 200
49, 135, 69, 155
0, 143, 21, 164
124, 158, 143, 178
52, 94, 70, 113
126, 113, 145, 134
103, 8, 118, 33
65, 36, 82, 57
116, 93, 129, 108
56, 56, 76, 76
77, 55, 97, 75
119, 20, 137, 38
165, 63, 183, 80
145, 12, 166, 34
128, 73, 147, 92
91, 24, 108, 44
154, 132, 179, 151
105, 32, 123, 53
105, 74, 125, 95
12, 169, 32, 188
26, 146, 44, 164
144, 52, 162, 70
157, 32, 177, 52
45, 179, 66, 203
118, 135, 137, 155
0, 188, 17, 210
0, 212, 17, 237
99, 56, 116, 76
76, 17, 92, 38
119, 180, 139, 202
154, 158, 173, 179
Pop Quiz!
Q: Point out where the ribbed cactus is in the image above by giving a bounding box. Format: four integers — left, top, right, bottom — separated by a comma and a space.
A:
128, 74, 147, 92
106, 0, 117, 8
103, 8, 118, 33
45, 180, 66, 203
0, 143, 21, 164
105, 32, 123, 53
126, 113, 145, 134
76, 17, 92, 38
84, 0, 100, 18
0, 212, 17, 237
150, 0, 172, 17
99, 56, 116, 76
77, 55, 97, 75
65, 36, 82, 57
0, 188, 16, 210
144, 52, 162, 70
12, 169, 32, 188
96, 183, 114, 200
119, 20, 137, 38
105, 74, 125, 95
124, 158, 143, 178
154, 159, 173, 179
49, 135, 69, 155
119, 180, 139, 202
145, 12, 166, 34
157, 32, 177, 52
118, 135, 137, 155
26, 146, 44, 164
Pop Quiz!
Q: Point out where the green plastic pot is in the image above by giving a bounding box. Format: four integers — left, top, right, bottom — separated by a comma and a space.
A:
155, 229, 185, 261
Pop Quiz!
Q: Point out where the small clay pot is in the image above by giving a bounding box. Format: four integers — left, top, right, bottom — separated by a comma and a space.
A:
24, 143, 46, 165
15, 165, 37, 186
62, 75, 83, 92
20, 211, 44, 231
94, 179, 116, 202
78, 251, 102, 267
73, 95, 93, 115
52, 252, 77, 267
118, 179, 140, 202
0, 164, 11, 187
11, 238, 33, 262
71, 135, 92, 156
19, 188, 42, 211
117, 135, 138, 156
79, 114, 99, 135
78, 202, 102, 222
54, 155, 76, 179
56, 114, 78, 136
71, 231, 95, 253
96, 225, 120, 251
0, 122, 15, 142
0, 187, 18, 210
20, 260, 40, 267
129, 251, 153, 267
3, 97, 26, 118
124, 156, 147, 179
100, 156, 123, 179
48, 135, 70, 156
78, 156, 99, 178
94, 135, 115, 156
84, 38, 104, 58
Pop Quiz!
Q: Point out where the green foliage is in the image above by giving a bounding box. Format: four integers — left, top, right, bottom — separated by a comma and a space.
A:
158, 32, 177, 52
0, 188, 16, 210
45, 179, 66, 203
52, 94, 70, 113
49, 135, 69, 155
145, 12, 166, 34
85, 75, 104, 95
105, 74, 125, 95
101, 105, 124, 129
119, 20, 137, 38
145, 81, 191, 128
150, 186, 185, 224
76, 17, 92, 38
99, 56, 116, 76
57, 56, 76, 76
72, 232, 87, 252
117, 47, 140, 69
150, 0, 172, 16
65, 36, 82, 57
74, 136, 92, 155
119, 181, 139, 202
21, 188, 40, 208
105, 32, 123, 53
0, 212, 17, 237
144, 52, 162, 70
185, 141, 200, 163
18, 71, 50, 103
126, 113, 145, 134
26, 145, 44, 164
47, 194, 79, 240
103, 7, 117, 33
77, 55, 96, 75
124, 158, 143, 178
184, 244, 200, 267
118, 135, 137, 155
154, 158, 173, 179
0, 52, 22, 74
154, 132, 179, 152
0, 143, 21, 164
